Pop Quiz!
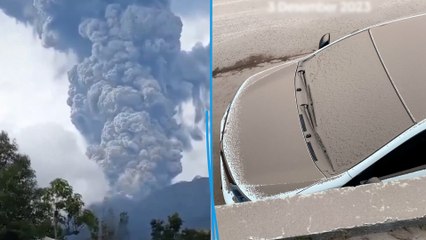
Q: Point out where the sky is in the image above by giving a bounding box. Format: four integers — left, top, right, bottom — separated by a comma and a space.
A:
0, 1, 210, 204
169, 0, 210, 183
173, 0, 210, 51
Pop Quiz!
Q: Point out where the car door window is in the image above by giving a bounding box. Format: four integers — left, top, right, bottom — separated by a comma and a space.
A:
345, 129, 426, 186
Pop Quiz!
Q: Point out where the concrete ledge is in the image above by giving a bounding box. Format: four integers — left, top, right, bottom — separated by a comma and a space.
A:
215, 177, 426, 239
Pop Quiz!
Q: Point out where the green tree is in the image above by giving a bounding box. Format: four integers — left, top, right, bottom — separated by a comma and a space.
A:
97, 209, 130, 240
99, 208, 116, 240
150, 213, 209, 240
180, 229, 210, 240
42, 178, 99, 239
116, 212, 130, 240
0, 131, 99, 240
150, 219, 165, 240
0, 131, 51, 239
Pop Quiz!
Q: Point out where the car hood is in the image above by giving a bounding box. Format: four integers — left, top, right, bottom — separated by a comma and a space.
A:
222, 61, 325, 198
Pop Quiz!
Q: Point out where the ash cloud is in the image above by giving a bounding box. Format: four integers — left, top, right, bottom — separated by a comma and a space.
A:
1, 0, 171, 57
171, 0, 210, 17
0, 0, 34, 23
0, 0, 209, 198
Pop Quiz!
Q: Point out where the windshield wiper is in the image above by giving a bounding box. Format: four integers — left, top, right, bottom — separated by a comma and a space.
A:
307, 84, 317, 126
301, 104, 315, 129
298, 70, 317, 127
298, 69, 335, 171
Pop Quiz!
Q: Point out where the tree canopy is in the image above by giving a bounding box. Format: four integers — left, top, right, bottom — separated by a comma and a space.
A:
0, 130, 209, 240
0, 131, 97, 239
150, 213, 210, 240
0, 131, 50, 239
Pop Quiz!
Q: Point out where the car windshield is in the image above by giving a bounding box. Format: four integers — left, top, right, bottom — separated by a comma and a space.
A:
298, 31, 414, 176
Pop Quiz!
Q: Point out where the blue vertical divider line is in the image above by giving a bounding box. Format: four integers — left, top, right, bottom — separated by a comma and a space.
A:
206, 111, 219, 240
206, 110, 219, 239
208, 0, 220, 238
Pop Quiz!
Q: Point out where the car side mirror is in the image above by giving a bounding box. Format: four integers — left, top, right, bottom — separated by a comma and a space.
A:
366, 177, 381, 184
319, 33, 331, 49
360, 177, 382, 185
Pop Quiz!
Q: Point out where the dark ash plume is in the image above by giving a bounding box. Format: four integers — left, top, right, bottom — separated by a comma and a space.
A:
67, 3, 209, 197
0, 0, 209, 198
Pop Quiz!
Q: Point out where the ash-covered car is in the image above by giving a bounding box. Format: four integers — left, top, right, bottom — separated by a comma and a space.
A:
220, 14, 426, 204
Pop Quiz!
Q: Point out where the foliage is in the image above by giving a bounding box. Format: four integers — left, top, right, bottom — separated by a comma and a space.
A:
116, 212, 130, 240
0, 131, 51, 239
180, 229, 211, 240
96, 209, 132, 240
0, 131, 98, 240
41, 179, 99, 239
150, 213, 209, 240
99, 208, 116, 239
0, 130, 208, 240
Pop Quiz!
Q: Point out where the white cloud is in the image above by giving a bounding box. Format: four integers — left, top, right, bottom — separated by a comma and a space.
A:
173, 139, 208, 183
15, 124, 109, 204
173, 8, 210, 182
172, 101, 208, 183
170, 0, 210, 50
180, 16, 210, 51
0, 11, 109, 204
